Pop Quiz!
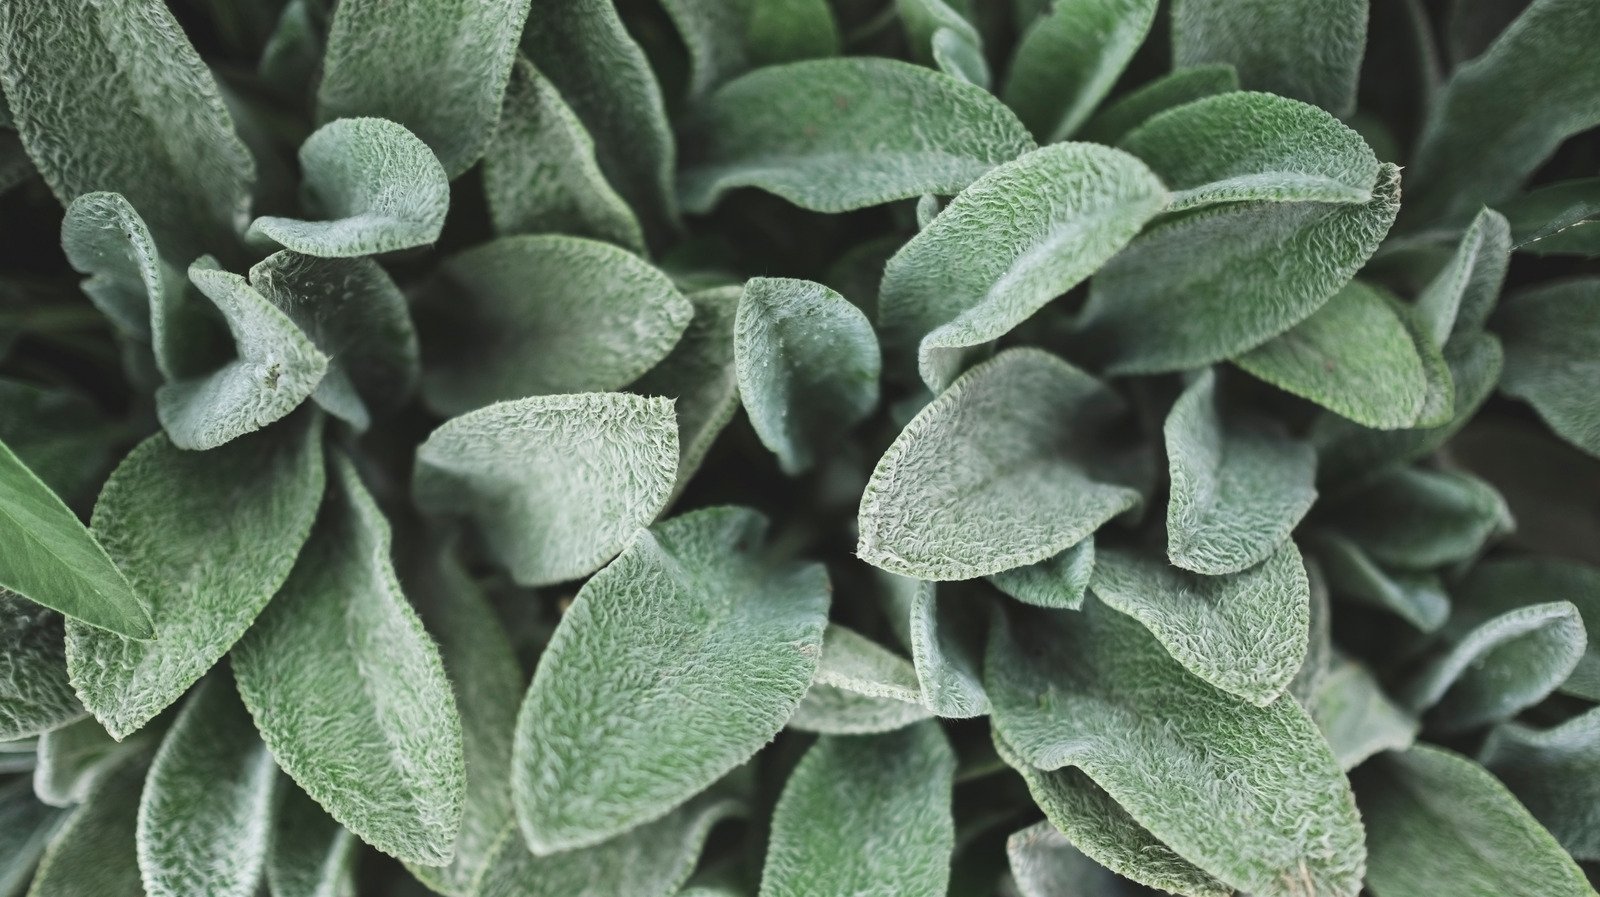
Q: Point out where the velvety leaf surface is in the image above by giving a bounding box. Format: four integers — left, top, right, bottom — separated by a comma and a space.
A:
1304, 656, 1417, 771
1496, 278, 1600, 458
1415, 208, 1511, 344
25, 757, 146, 897
679, 58, 1034, 214
1001, 0, 1157, 142
988, 538, 1095, 610
66, 415, 325, 740
900, 0, 988, 86
1078, 64, 1239, 145
33, 716, 144, 808
633, 286, 741, 494
512, 507, 829, 853
787, 683, 933, 735
1171, 0, 1367, 115
0, 590, 80, 740
268, 785, 358, 897
1480, 707, 1600, 861
412, 393, 678, 587
883, 576, 989, 717
1320, 467, 1511, 569
1006, 821, 1124, 897
232, 454, 465, 866
1454, 558, 1600, 701
1311, 533, 1450, 632
810, 624, 925, 706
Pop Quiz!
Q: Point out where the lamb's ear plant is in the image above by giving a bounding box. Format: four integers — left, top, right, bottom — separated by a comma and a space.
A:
0, 1, 1598, 895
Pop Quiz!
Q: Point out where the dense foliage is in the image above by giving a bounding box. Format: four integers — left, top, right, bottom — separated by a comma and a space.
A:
0, 0, 1598, 895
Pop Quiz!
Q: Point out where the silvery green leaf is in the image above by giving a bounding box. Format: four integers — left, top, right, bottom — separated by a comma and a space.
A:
1001, 0, 1157, 141
246, 118, 449, 258
1403, 601, 1586, 733
1496, 278, 1600, 458
992, 732, 1228, 897
156, 263, 328, 451
1320, 467, 1511, 570
33, 717, 144, 808
1171, 0, 1367, 115
0, 777, 62, 897
1499, 177, 1600, 252
232, 454, 465, 866
524, 0, 678, 241
735, 277, 880, 475
858, 349, 1140, 581
760, 723, 955, 897
988, 538, 1095, 610
1235, 280, 1441, 429
419, 235, 692, 416
0, 437, 149, 639
988, 598, 1365, 897
512, 507, 828, 853
792, 623, 933, 734
0, 591, 80, 740
634, 286, 741, 496
1311, 532, 1450, 631
0, 0, 254, 259
1304, 656, 1417, 771
26, 756, 146, 897
413, 393, 678, 587
1121, 91, 1378, 210
1087, 161, 1400, 372
1163, 370, 1317, 575
268, 785, 357, 897
1455, 558, 1600, 701
899, 0, 988, 86
315, 0, 529, 177
66, 414, 325, 741
1415, 208, 1510, 345
1288, 558, 1333, 703
1006, 821, 1127, 897
1480, 707, 1600, 861
930, 25, 988, 86
679, 58, 1034, 214
481, 787, 744, 897
786, 683, 934, 735
137, 676, 277, 897
1357, 744, 1592, 897
880, 575, 989, 717
1078, 64, 1239, 145
877, 143, 1167, 390
483, 58, 645, 252
1407, 0, 1600, 225
661, 0, 838, 98
0, 379, 114, 502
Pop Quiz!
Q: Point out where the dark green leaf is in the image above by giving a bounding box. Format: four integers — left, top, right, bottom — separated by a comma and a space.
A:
1320, 467, 1511, 569
1001, 0, 1157, 141
1078, 65, 1239, 145
1496, 278, 1600, 458
1310, 532, 1450, 632
1481, 707, 1600, 861
26, 756, 146, 897
1172, 0, 1367, 115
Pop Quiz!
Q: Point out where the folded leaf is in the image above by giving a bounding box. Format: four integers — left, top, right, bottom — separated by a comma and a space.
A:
788, 624, 934, 734
26, 756, 146, 897
1321, 467, 1511, 569
1356, 744, 1592, 897
1006, 821, 1127, 897
419, 235, 692, 415
0, 777, 62, 897
760, 723, 955, 897
1001, 0, 1157, 142
735, 277, 880, 474
0, 590, 80, 740
267, 785, 358, 897
66, 414, 324, 740
1310, 532, 1450, 631
1455, 558, 1600, 701
679, 58, 1034, 214
1079, 64, 1239, 145
877, 143, 1167, 390
900, 0, 988, 86
33, 716, 145, 808
1304, 656, 1417, 771
858, 349, 1141, 580
633, 286, 741, 495
1415, 208, 1510, 345
1481, 707, 1600, 861
1163, 370, 1318, 574
232, 453, 465, 866
1171, 0, 1366, 115
1081, 163, 1399, 374
881, 575, 990, 717
137, 675, 277, 897
512, 507, 829, 853
988, 538, 1095, 610
315, 0, 530, 177
247, 118, 449, 257
1497, 278, 1600, 458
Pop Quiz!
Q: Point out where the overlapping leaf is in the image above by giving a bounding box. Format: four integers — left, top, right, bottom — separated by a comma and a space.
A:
633, 286, 742, 494
1496, 278, 1600, 458
1079, 65, 1238, 145
1001, 0, 1157, 141
1171, 0, 1367, 115
1481, 708, 1600, 861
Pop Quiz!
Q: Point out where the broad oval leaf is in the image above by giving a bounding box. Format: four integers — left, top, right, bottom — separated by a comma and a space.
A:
1163, 370, 1317, 574
315, 0, 530, 177
735, 277, 880, 474
66, 414, 325, 740
1079, 64, 1239, 145
877, 143, 1168, 390
1320, 467, 1511, 570
988, 538, 1096, 610
233, 453, 466, 866
1497, 278, 1600, 458
679, 58, 1034, 214
1481, 707, 1600, 861
857, 349, 1141, 580
1079, 163, 1401, 374
633, 286, 742, 495
1172, 0, 1366, 115
760, 722, 955, 897
268, 785, 358, 897
419, 235, 693, 416
0, 590, 81, 740
1454, 558, 1600, 702
412, 393, 678, 587
137, 675, 277, 897
1001, 0, 1158, 142
512, 506, 829, 853
26, 755, 146, 897
246, 118, 449, 258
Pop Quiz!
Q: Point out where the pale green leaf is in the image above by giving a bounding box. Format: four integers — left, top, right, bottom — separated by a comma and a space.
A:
1415, 208, 1510, 345
267, 785, 358, 897
33, 716, 143, 808
315, 0, 530, 177
66, 414, 325, 741
1304, 656, 1417, 771
931, 25, 988, 87
26, 756, 146, 897
1078, 65, 1239, 145
247, 118, 449, 258
1005, 821, 1125, 897
877, 143, 1167, 391
0, 591, 80, 741
137, 676, 277, 897
419, 235, 692, 416
988, 538, 1095, 610
857, 349, 1140, 580
1310, 532, 1450, 632
1481, 706, 1600, 861
0, 777, 62, 897
1163, 370, 1318, 574
1497, 278, 1600, 458
1455, 558, 1600, 702
760, 723, 955, 897
786, 683, 933, 735
512, 507, 829, 853
1320, 467, 1511, 569
633, 286, 741, 495
790, 625, 933, 731
412, 393, 678, 587
881, 575, 990, 717
1002, 0, 1157, 141
1172, 0, 1367, 115
735, 277, 880, 475
679, 58, 1034, 214
232, 453, 465, 866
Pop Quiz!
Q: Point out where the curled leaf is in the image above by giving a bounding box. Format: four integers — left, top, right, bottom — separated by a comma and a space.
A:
1001, 0, 1158, 141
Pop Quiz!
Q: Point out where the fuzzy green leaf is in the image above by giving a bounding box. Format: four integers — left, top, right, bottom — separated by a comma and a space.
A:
512, 507, 828, 853
877, 143, 1167, 390
787, 684, 933, 735
1171, 0, 1367, 115
1497, 278, 1600, 458
1455, 558, 1600, 701
790, 625, 931, 733
267, 785, 358, 897
883, 576, 990, 717
735, 277, 880, 474
1481, 707, 1600, 861
65, 415, 324, 740
1320, 467, 1511, 569
232, 453, 465, 866
0, 590, 80, 741
633, 286, 741, 495
1078, 65, 1239, 145
988, 538, 1095, 610
246, 118, 449, 258
1304, 656, 1417, 771
1001, 0, 1157, 142
26, 756, 146, 897
679, 58, 1034, 214
1310, 532, 1450, 632
1006, 821, 1126, 897
1415, 208, 1511, 344
900, 0, 988, 86
760, 723, 955, 897
412, 393, 678, 587
33, 717, 144, 808
662, 0, 840, 97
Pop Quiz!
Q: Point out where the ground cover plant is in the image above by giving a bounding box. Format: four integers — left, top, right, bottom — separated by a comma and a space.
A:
0, 0, 1598, 895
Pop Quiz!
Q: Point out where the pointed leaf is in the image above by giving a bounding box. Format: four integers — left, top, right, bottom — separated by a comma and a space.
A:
988, 538, 1095, 610
1481, 707, 1600, 861
1455, 558, 1600, 702
267, 785, 358, 897
1001, 0, 1157, 141
1321, 467, 1511, 569
1497, 278, 1600, 458
1304, 657, 1417, 771
1415, 208, 1511, 344
1172, 0, 1367, 115
1079, 64, 1239, 145
26, 757, 146, 897
634, 286, 741, 494
0, 590, 80, 740
882, 576, 990, 717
